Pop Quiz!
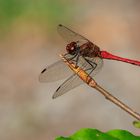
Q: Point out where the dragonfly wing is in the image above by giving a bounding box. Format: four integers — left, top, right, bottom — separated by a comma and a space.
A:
39, 60, 73, 83
75, 56, 103, 77
52, 73, 84, 99
52, 56, 103, 99
57, 24, 89, 46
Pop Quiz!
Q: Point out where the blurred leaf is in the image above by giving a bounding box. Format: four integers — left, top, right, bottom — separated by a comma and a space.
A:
55, 128, 140, 140
0, 0, 25, 25
0, 0, 75, 27
133, 121, 140, 128
0, 0, 78, 37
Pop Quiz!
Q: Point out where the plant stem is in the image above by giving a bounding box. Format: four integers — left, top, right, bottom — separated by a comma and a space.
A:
94, 84, 140, 120
60, 54, 140, 121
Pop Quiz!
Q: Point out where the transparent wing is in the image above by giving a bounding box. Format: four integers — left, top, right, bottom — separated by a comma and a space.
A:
57, 24, 89, 46
52, 56, 103, 99
39, 60, 73, 83
52, 73, 83, 99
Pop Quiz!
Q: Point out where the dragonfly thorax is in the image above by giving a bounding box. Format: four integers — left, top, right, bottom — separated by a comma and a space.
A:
66, 42, 78, 55
79, 42, 101, 58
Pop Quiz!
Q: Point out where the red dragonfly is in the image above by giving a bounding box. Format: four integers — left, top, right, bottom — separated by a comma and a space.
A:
39, 24, 140, 99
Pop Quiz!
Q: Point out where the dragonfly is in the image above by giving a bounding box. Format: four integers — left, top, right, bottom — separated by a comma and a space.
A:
39, 24, 140, 99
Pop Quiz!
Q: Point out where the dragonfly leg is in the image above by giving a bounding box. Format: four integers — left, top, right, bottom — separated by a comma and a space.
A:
64, 48, 80, 66
75, 53, 80, 66
67, 54, 77, 61
83, 57, 97, 76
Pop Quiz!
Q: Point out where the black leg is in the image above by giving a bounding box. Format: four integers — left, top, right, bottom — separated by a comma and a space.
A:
83, 57, 97, 76
66, 48, 81, 66
75, 54, 80, 66
64, 53, 78, 62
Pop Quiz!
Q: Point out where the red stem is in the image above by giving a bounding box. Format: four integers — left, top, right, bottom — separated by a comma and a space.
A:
101, 51, 140, 66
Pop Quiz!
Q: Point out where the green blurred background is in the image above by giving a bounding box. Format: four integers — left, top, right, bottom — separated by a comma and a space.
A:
0, 0, 140, 140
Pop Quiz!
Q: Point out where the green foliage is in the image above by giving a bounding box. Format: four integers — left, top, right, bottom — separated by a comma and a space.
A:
55, 128, 140, 140
0, 0, 77, 37
0, 0, 75, 27
133, 121, 140, 128
0, 0, 24, 19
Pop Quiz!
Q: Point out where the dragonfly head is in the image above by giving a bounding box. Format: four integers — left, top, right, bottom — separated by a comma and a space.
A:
66, 42, 78, 55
